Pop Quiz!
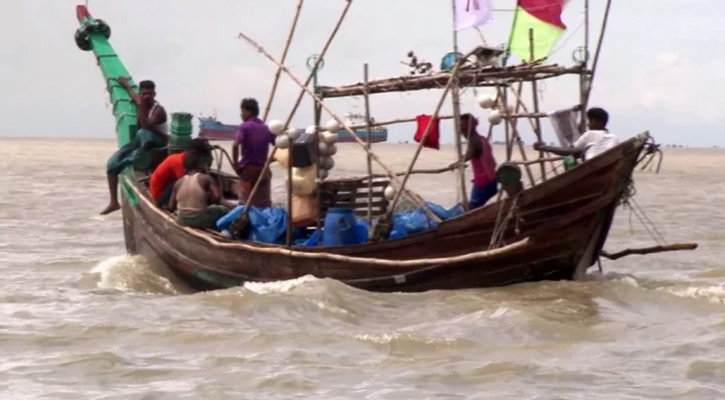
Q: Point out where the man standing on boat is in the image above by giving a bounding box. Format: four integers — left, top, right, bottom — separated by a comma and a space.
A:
100, 78, 168, 215
232, 98, 276, 208
450, 113, 498, 210
534, 107, 619, 161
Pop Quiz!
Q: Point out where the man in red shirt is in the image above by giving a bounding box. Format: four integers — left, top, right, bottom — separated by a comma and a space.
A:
150, 138, 212, 207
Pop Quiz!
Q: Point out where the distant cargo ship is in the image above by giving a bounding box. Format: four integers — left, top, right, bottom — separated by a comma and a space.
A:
197, 111, 388, 143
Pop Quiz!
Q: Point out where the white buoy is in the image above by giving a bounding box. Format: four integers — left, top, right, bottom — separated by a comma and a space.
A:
500, 103, 514, 114
325, 119, 342, 134
275, 135, 290, 149
327, 143, 338, 156
321, 131, 339, 145
383, 185, 397, 201
268, 119, 285, 135
286, 127, 301, 141
320, 156, 335, 170
304, 125, 316, 135
318, 141, 330, 157
477, 94, 496, 109
488, 109, 503, 125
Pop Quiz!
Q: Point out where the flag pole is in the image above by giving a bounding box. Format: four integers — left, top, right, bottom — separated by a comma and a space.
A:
450, 0, 468, 211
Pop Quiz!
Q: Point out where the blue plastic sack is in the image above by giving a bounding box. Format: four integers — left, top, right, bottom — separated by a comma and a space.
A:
388, 202, 464, 239
297, 220, 369, 247
215, 205, 288, 244
247, 207, 288, 244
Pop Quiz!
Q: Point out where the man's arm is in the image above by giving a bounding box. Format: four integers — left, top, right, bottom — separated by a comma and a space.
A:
200, 174, 222, 203
232, 125, 244, 175
117, 77, 142, 105
450, 137, 481, 168
143, 105, 169, 143
533, 143, 582, 157
168, 180, 181, 211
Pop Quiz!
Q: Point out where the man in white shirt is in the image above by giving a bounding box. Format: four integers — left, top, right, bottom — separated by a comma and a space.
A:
534, 107, 619, 161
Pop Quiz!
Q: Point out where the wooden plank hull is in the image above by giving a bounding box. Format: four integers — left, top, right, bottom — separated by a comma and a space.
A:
120, 134, 647, 292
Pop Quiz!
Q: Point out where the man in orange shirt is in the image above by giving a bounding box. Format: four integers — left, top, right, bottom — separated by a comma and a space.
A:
150, 138, 212, 207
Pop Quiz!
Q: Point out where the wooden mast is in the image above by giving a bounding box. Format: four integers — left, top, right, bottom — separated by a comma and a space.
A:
262, 0, 303, 121
238, 0, 353, 237
450, 0, 468, 210
363, 63, 373, 226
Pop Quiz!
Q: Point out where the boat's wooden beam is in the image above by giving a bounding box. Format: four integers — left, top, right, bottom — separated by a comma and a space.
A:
600, 243, 698, 260
318, 65, 586, 98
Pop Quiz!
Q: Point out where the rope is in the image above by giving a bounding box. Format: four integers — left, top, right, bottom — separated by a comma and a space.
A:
488, 194, 521, 250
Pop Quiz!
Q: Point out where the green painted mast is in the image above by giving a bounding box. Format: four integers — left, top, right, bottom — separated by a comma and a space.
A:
74, 5, 138, 148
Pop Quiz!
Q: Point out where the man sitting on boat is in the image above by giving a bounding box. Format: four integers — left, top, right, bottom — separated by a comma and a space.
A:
149, 138, 213, 208
168, 151, 228, 230
101, 78, 168, 215
232, 98, 276, 208
450, 113, 499, 210
533, 107, 619, 161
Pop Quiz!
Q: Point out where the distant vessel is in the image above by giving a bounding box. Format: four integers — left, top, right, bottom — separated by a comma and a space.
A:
197, 111, 388, 143
340, 112, 388, 143
198, 112, 238, 141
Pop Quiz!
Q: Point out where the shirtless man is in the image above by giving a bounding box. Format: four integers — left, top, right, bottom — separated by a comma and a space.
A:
168, 151, 228, 230
101, 78, 168, 215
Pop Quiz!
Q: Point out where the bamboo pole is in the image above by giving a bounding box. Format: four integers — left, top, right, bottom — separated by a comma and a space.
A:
503, 82, 536, 186
363, 64, 373, 226
450, 0, 467, 211
528, 28, 546, 180
238, 0, 353, 227
285, 138, 294, 246
582, 0, 613, 110
261, 0, 304, 121
314, 102, 323, 245
579, 0, 590, 131
238, 32, 443, 223
505, 85, 559, 175
386, 48, 478, 216
600, 243, 697, 261
502, 87, 513, 161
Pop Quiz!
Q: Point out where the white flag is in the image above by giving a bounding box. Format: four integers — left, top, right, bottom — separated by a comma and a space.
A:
454, 0, 493, 31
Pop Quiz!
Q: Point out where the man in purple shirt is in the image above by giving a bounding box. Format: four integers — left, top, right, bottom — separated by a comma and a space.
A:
232, 98, 276, 207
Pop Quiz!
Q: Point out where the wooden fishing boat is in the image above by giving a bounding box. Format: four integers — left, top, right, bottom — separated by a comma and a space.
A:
74, 3, 690, 293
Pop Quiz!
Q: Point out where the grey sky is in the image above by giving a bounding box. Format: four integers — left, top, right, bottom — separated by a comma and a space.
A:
0, 0, 722, 146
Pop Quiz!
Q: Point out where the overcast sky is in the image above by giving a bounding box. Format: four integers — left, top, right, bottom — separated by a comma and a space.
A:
0, 0, 722, 146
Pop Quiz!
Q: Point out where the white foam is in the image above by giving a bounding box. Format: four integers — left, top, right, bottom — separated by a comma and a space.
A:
242, 274, 320, 294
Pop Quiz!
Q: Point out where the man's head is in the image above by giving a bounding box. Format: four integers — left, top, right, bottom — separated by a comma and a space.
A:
187, 138, 213, 167
586, 107, 609, 130
240, 98, 260, 122
459, 113, 478, 138
183, 150, 206, 173
138, 80, 156, 108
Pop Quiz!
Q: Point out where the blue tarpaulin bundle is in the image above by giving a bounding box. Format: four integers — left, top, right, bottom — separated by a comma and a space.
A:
217, 201, 464, 245
216, 205, 288, 244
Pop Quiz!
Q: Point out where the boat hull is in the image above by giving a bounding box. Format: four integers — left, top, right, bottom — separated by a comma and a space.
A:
120, 134, 646, 292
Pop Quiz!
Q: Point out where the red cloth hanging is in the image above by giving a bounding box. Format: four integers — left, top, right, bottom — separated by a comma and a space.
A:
414, 114, 440, 150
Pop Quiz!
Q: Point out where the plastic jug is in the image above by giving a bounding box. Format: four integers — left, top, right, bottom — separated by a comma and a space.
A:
321, 208, 358, 246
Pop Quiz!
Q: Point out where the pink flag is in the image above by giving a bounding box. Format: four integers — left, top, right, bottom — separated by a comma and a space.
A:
454, 0, 493, 31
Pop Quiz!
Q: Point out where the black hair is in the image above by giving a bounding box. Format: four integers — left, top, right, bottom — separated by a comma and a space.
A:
460, 113, 479, 127
188, 138, 212, 157
139, 80, 155, 91
587, 107, 609, 126
183, 150, 203, 173
240, 98, 260, 117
